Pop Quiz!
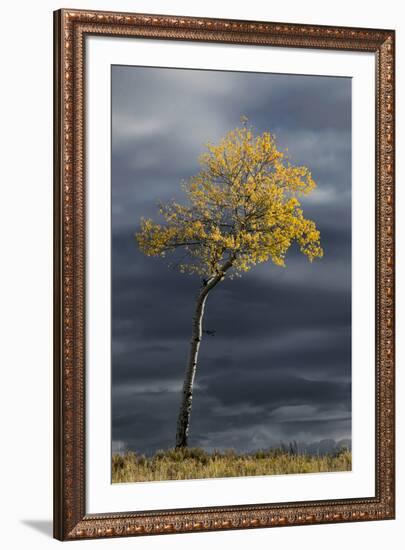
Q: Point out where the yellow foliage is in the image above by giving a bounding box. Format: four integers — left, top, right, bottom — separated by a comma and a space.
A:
136, 122, 323, 277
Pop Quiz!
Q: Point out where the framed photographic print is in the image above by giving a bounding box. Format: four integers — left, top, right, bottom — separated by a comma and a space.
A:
53, 8, 395, 541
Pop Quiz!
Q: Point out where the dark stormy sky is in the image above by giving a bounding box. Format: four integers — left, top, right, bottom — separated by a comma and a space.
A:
111, 65, 352, 455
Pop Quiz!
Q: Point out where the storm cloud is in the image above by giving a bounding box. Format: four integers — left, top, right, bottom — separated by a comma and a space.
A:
111, 65, 352, 455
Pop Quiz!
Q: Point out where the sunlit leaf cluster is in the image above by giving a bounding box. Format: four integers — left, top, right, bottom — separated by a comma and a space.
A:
136, 122, 323, 277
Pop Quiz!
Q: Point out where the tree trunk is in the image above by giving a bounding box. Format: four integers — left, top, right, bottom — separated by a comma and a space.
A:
175, 260, 233, 448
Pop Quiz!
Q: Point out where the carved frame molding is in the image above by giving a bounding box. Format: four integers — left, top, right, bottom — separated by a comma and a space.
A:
54, 8, 395, 541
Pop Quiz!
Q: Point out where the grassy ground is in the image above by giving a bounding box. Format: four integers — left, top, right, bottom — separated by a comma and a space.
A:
112, 447, 351, 483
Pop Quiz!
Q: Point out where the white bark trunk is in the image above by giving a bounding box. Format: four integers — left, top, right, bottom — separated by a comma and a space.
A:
175, 260, 233, 448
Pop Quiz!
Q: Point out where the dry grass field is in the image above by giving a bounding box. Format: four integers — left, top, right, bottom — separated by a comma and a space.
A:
112, 447, 351, 483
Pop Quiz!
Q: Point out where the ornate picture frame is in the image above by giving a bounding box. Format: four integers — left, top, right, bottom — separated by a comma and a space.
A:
54, 8, 395, 541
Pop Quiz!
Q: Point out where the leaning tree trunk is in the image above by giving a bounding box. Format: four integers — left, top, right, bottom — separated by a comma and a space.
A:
175, 260, 233, 448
